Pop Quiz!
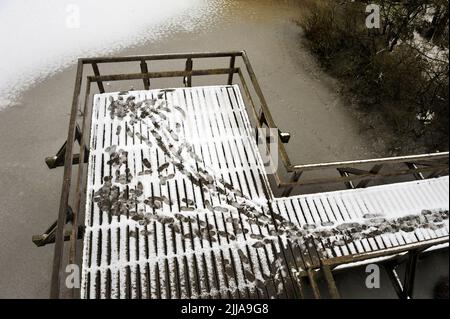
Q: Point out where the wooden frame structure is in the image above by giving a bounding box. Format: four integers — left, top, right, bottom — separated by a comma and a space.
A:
39, 51, 449, 299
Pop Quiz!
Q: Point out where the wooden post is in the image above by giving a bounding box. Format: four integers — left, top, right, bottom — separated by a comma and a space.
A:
91, 63, 105, 93
402, 251, 418, 299
227, 56, 235, 85
140, 60, 150, 90
184, 58, 193, 87
50, 59, 84, 299
281, 171, 302, 197
258, 109, 266, 126
307, 269, 321, 299
356, 164, 383, 188
321, 265, 340, 299
383, 252, 418, 299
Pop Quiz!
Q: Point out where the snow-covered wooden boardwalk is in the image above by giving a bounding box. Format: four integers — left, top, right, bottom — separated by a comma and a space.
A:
80, 85, 449, 299
272, 176, 449, 266
81, 85, 300, 299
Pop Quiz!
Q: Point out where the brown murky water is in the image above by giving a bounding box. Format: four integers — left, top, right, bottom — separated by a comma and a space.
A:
0, 0, 445, 298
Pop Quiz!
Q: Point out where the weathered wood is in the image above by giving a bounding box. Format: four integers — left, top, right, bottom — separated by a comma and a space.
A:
281, 164, 449, 187
227, 56, 235, 85
69, 79, 91, 283
33, 227, 84, 247
140, 60, 150, 90
50, 59, 84, 299
405, 162, 425, 180
281, 171, 303, 197
291, 152, 449, 172
356, 164, 383, 188
82, 51, 244, 64
92, 63, 105, 93
321, 265, 340, 299
88, 68, 239, 82
337, 168, 355, 190
184, 58, 193, 87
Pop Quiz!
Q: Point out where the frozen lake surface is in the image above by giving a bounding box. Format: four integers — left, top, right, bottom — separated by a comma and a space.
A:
0, 0, 222, 109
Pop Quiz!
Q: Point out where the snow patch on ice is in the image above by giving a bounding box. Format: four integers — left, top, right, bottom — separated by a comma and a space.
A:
0, 0, 222, 110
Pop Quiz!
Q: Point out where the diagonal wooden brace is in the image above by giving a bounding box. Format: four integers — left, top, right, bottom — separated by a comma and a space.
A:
32, 206, 84, 247
45, 123, 89, 169
356, 164, 384, 188
337, 164, 384, 189
383, 250, 419, 299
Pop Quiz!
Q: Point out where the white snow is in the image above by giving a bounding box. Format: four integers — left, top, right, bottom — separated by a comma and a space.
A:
412, 31, 449, 63
0, 0, 222, 110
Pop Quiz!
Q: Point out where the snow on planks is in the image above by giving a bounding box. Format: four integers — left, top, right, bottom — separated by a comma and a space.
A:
271, 176, 449, 261
80, 85, 298, 299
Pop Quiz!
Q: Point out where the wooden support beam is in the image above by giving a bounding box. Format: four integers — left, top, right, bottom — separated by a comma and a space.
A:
258, 109, 267, 126
405, 162, 425, 180
385, 264, 404, 298
50, 59, 84, 299
321, 265, 340, 299
356, 164, 383, 188
32, 206, 79, 247
427, 169, 445, 179
33, 226, 84, 247
283, 164, 448, 188
383, 250, 419, 299
402, 251, 418, 299
45, 123, 89, 169
227, 56, 235, 85
281, 171, 303, 197
406, 160, 449, 167
91, 63, 105, 93
337, 168, 355, 189
307, 270, 321, 299
46, 153, 88, 169
290, 152, 449, 172
89, 68, 239, 82
140, 60, 150, 90
183, 58, 193, 87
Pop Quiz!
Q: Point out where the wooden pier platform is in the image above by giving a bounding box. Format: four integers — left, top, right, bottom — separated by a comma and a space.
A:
81, 85, 300, 298
80, 84, 449, 299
